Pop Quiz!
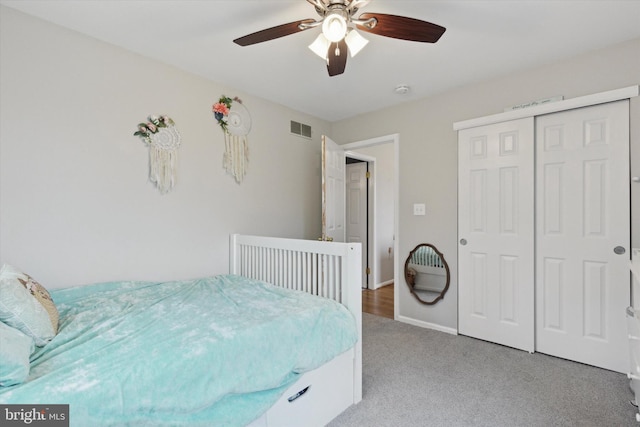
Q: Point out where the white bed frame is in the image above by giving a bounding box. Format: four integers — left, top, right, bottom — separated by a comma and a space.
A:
230, 234, 362, 427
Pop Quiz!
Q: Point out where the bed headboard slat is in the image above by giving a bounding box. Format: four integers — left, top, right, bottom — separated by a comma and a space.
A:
230, 235, 359, 302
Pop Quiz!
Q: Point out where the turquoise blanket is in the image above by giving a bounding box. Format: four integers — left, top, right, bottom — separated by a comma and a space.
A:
0, 275, 357, 426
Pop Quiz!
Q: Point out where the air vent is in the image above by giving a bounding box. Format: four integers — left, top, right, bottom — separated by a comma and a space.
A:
290, 120, 312, 139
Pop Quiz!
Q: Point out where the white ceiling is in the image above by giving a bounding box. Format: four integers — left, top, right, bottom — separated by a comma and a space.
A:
2, 0, 640, 122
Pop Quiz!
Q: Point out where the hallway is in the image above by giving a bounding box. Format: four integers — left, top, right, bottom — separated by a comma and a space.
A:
362, 284, 393, 319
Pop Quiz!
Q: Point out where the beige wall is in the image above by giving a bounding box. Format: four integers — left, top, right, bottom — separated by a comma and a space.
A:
332, 37, 640, 331
0, 7, 330, 288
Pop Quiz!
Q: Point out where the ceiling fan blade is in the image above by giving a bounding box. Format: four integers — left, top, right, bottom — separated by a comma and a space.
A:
356, 13, 446, 43
234, 19, 316, 46
327, 39, 348, 76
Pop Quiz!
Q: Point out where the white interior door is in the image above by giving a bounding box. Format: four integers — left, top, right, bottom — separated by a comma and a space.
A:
535, 100, 630, 373
346, 161, 368, 287
322, 135, 345, 242
458, 117, 535, 352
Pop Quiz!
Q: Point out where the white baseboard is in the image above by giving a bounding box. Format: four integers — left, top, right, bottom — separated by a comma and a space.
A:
371, 279, 393, 290
396, 315, 458, 335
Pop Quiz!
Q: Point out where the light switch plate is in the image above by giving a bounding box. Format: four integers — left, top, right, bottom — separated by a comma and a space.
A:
413, 203, 426, 216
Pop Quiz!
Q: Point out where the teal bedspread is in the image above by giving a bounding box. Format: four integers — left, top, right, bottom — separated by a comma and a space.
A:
0, 274, 358, 426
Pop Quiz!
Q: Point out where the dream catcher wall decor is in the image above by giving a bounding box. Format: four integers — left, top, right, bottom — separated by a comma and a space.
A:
134, 115, 181, 194
213, 96, 252, 184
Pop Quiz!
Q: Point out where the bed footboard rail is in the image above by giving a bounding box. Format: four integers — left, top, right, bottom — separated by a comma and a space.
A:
229, 234, 362, 404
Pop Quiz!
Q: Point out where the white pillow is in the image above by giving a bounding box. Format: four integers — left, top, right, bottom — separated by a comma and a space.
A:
0, 321, 34, 386
0, 264, 59, 346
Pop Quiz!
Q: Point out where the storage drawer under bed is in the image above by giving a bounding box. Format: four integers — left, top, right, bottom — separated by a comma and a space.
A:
249, 348, 355, 427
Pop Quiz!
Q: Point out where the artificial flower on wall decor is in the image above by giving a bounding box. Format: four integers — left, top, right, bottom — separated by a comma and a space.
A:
133, 115, 181, 194
212, 96, 252, 184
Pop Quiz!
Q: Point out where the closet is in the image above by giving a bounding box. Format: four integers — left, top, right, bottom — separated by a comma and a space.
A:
455, 87, 638, 374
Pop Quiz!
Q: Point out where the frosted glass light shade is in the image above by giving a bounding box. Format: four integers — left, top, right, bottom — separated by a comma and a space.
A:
345, 29, 368, 57
322, 13, 347, 42
309, 34, 331, 59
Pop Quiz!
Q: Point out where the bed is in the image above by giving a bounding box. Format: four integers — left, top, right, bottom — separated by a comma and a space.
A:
0, 234, 362, 427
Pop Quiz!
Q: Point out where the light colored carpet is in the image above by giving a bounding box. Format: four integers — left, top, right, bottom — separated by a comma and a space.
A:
329, 313, 637, 426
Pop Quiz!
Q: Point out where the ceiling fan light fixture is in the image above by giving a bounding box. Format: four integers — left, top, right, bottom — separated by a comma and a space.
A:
233, 2, 447, 78
309, 33, 331, 59
344, 29, 368, 57
322, 11, 348, 42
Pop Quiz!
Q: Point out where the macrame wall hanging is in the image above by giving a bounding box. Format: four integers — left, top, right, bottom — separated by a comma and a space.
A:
213, 96, 252, 184
134, 115, 181, 194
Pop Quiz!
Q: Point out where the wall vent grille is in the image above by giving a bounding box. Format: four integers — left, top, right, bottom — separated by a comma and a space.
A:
290, 120, 312, 139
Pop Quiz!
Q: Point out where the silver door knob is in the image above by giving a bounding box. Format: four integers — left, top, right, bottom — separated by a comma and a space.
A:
614, 246, 626, 255
460, 238, 467, 246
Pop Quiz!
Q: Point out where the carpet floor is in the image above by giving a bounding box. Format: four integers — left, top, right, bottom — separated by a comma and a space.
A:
328, 313, 637, 426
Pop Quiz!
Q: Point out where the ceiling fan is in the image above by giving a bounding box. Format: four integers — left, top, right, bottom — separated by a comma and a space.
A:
233, 0, 446, 77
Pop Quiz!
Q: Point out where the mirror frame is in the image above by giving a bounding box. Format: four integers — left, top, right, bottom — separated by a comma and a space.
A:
404, 243, 451, 305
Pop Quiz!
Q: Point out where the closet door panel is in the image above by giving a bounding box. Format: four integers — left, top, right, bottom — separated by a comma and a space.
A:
541, 257, 565, 330
458, 118, 535, 352
535, 100, 630, 373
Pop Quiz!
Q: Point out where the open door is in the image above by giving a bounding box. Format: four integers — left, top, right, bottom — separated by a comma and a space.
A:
321, 135, 345, 242
346, 159, 368, 288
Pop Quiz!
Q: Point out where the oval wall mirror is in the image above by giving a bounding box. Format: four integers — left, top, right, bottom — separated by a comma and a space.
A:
404, 243, 450, 305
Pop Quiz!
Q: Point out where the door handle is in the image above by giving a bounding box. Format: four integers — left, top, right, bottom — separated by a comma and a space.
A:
614, 246, 626, 255
460, 238, 467, 246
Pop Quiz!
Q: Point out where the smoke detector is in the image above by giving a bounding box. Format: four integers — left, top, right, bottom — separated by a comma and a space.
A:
394, 84, 410, 95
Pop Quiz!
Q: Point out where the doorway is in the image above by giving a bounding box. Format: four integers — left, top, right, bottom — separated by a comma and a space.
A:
346, 157, 369, 288
362, 284, 394, 319
342, 134, 399, 318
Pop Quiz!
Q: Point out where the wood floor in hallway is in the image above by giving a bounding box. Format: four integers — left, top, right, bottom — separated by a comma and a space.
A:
362, 283, 394, 319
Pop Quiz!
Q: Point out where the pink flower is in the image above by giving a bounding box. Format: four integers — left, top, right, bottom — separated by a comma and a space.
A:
138, 124, 148, 133
146, 123, 157, 132
213, 102, 229, 116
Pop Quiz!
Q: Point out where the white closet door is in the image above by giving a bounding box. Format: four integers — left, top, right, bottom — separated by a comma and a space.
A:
536, 100, 630, 373
458, 118, 535, 352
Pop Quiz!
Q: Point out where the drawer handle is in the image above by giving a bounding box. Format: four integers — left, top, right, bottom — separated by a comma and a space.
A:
287, 385, 310, 403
